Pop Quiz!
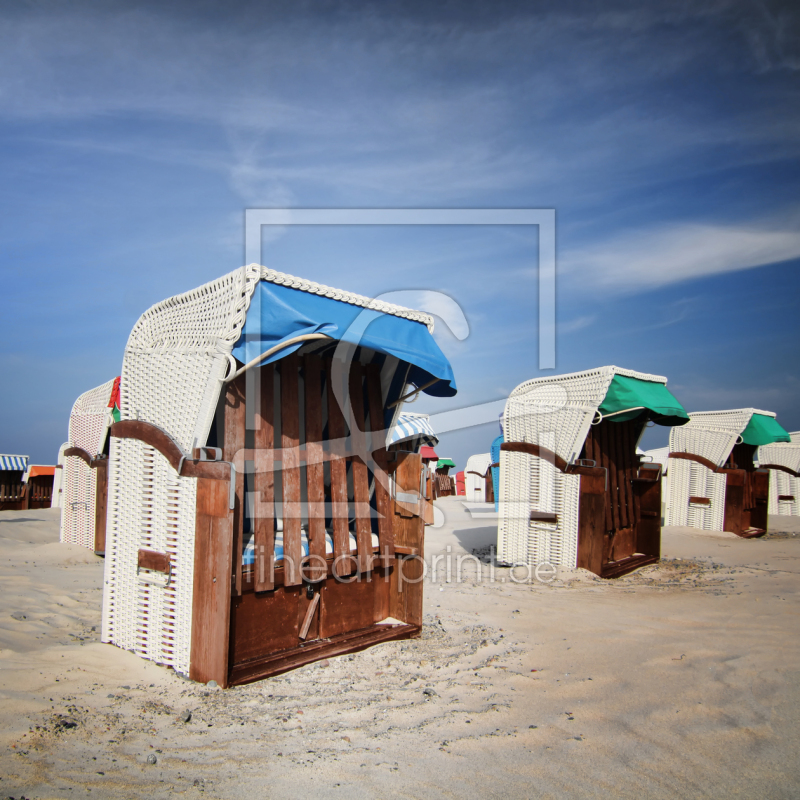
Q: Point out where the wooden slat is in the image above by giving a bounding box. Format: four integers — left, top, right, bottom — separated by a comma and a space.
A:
224, 373, 247, 596
365, 364, 394, 565
617, 422, 629, 529
597, 425, 612, 532
254, 364, 275, 592
304, 354, 327, 582
326, 359, 354, 577
280, 354, 302, 587
94, 458, 108, 555
299, 592, 321, 640
349, 362, 373, 574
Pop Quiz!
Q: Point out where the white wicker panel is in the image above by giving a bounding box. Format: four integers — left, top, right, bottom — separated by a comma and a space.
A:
60, 455, 96, 548
671, 409, 779, 468
768, 470, 800, 517
60, 378, 116, 548
757, 443, 800, 475
504, 367, 618, 464
465, 453, 492, 502
669, 426, 740, 469
527, 471, 579, 569
51, 443, 67, 509
102, 436, 196, 674
69, 378, 116, 455
497, 440, 579, 568
665, 458, 725, 531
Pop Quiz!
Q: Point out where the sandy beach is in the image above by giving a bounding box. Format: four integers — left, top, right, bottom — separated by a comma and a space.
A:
1, 500, 798, 799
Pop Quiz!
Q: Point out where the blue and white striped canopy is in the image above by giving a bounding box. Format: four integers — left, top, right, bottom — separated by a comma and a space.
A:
0, 454, 28, 471
389, 413, 439, 447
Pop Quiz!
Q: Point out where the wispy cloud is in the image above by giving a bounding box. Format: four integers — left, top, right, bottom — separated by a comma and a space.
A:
561, 212, 800, 292
558, 315, 596, 334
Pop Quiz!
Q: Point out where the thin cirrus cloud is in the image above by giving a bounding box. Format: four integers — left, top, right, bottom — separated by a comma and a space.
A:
560, 214, 800, 293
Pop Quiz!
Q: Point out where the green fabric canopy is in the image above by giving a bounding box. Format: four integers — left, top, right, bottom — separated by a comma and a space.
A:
740, 413, 790, 446
437, 458, 456, 469
598, 374, 689, 427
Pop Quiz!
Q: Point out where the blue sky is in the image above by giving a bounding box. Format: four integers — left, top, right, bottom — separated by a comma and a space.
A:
1, 0, 799, 468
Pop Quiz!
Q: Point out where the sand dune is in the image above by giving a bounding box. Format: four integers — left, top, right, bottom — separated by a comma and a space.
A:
0, 501, 798, 798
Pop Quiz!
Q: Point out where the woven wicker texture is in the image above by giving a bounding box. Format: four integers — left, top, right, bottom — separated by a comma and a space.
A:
670, 409, 776, 467
498, 366, 663, 568
60, 379, 116, 549
664, 459, 726, 530
464, 453, 492, 502
759, 441, 800, 517
104, 267, 259, 673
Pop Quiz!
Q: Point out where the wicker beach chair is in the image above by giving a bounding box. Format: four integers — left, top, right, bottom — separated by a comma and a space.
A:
101, 265, 456, 686
465, 453, 493, 503
59, 378, 118, 552
664, 409, 790, 536
497, 366, 688, 578
756, 430, 800, 518
0, 454, 29, 510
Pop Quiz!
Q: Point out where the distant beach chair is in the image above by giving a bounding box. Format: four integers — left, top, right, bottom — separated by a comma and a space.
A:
0, 454, 29, 510
60, 377, 119, 553
465, 453, 493, 503
664, 409, 790, 536
455, 470, 466, 496
101, 265, 456, 687
497, 366, 688, 578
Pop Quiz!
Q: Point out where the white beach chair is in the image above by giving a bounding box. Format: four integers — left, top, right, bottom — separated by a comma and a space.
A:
60, 378, 117, 552
101, 265, 456, 686
664, 409, 790, 536
497, 366, 687, 578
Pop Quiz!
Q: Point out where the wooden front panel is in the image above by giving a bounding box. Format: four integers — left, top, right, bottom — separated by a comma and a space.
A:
190, 476, 234, 687
320, 574, 383, 639
576, 470, 606, 576
722, 469, 745, 535
633, 469, 661, 558
581, 419, 652, 568
747, 469, 769, 532
230, 585, 302, 663
254, 364, 275, 592
94, 459, 108, 554
389, 451, 425, 626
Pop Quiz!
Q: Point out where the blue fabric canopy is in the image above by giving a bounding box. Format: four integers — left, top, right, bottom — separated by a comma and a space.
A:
0, 455, 28, 471
389, 413, 439, 447
232, 281, 457, 397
